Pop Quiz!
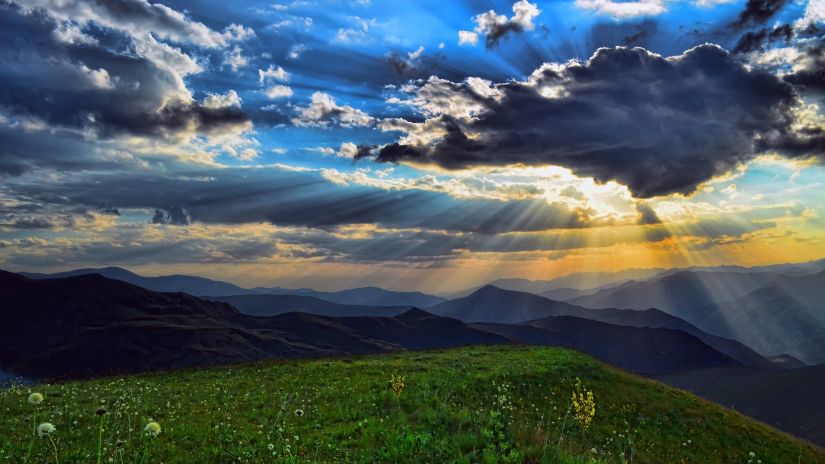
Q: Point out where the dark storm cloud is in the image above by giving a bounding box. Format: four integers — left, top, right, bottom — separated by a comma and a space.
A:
4, 167, 591, 235
636, 203, 661, 225
729, 0, 789, 29
483, 22, 525, 49
733, 24, 793, 54
364, 45, 822, 198
782, 39, 825, 97
0, 125, 148, 176
0, 4, 248, 141
152, 207, 192, 226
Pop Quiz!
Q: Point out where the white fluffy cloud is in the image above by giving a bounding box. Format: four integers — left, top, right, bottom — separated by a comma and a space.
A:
458, 1, 540, 48
265, 85, 293, 99
258, 65, 290, 84
292, 92, 374, 128
574, 0, 666, 18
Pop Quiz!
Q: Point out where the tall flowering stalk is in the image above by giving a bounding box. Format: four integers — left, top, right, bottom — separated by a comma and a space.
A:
571, 377, 596, 431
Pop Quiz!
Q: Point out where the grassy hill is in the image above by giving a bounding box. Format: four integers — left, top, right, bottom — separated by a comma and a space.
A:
1, 346, 821, 464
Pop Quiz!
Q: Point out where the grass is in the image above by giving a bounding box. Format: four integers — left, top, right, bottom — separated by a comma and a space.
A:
1, 345, 822, 463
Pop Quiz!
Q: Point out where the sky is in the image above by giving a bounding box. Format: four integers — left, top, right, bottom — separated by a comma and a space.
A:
0, 0, 823, 292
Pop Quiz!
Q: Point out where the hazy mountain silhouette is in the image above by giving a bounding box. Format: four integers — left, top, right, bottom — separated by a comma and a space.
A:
659, 365, 825, 447
21, 267, 250, 296
569, 271, 777, 313
261, 287, 446, 307
570, 270, 825, 363
429, 285, 776, 369
209, 294, 410, 317
22, 267, 446, 307
1, 270, 751, 380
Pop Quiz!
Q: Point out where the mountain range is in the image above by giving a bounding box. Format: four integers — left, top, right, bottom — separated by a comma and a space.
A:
4, 263, 824, 447
21, 267, 445, 307
1, 270, 757, 378
568, 269, 825, 364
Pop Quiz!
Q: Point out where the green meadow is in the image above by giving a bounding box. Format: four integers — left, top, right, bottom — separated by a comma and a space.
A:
1, 346, 821, 463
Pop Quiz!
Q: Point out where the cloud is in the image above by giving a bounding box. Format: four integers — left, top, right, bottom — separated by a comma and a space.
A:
729, 0, 789, 29
2, 166, 594, 235
223, 46, 249, 71
152, 207, 191, 225
258, 64, 290, 84
334, 17, 375, 43
636, 202, 661, 225
0, 3, 251, 145
265, 85, 294, 99
18, 0, 230, 48
458, 30, 479, 46
781, 39, 825, 97
796, 0, 825, 29
458, 1, 540, 48
733, 24, 793, 54
292, 92, 374, 128
575, 0, 666, 19
362, 44, 821, 198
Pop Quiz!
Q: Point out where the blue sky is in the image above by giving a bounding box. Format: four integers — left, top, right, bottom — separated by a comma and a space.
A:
0, 0, 823, 291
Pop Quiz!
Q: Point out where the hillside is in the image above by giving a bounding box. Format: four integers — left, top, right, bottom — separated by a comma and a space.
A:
0, 346, 821, 464
659, 364, 825, 447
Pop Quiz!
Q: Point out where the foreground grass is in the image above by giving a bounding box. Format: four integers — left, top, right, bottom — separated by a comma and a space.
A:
1, 346, 822, 463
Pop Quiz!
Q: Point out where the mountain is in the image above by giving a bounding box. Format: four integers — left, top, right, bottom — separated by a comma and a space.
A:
679, 271, 825, 364
569, 270, 778, 313
430, 285, 776, 369
429, 285, 585, 324
0, 270, 505, 379
209, 294, 410, 317
21, 266, 249, 296
487, 268, 667, 294
263, 286, 446, 307
658, 365, 825, 447
22, 267, 446, 307
519, 316, 738, 375
571, 270, 825, 363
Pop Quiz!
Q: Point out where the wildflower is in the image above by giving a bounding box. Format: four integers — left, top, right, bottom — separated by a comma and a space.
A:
96, 406, 107, 416
294, 409, 304, 417
571, 377, 596, 431
144, 422, 162, 437
749, 452, 756, 457
268, 444, 274, 451
390, 374, 405, 399
37, 422, 56, 438
28, 392, 44, 405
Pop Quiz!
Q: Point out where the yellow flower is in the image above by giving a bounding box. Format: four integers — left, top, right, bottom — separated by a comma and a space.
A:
571, 377, 596, 431
390, 374, 405, 398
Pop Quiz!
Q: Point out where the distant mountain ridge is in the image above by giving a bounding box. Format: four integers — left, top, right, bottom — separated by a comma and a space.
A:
0, 270, 498, 379
0, 270, 748, 379
429, 285, 778, 369
21, 267, 445, 307
569, 270, 825, 364
209, 294, 411, 318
